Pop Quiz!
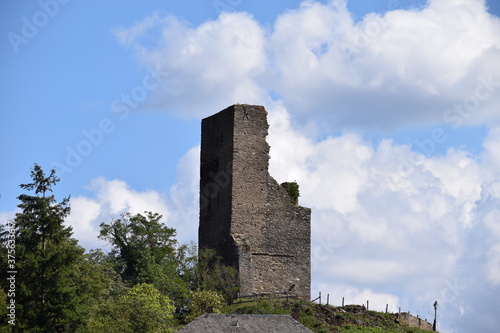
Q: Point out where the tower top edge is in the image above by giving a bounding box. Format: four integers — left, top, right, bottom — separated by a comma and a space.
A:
202, 104, 267, 122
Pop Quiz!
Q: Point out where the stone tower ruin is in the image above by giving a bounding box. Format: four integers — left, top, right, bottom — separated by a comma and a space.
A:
199, 104, 311, 300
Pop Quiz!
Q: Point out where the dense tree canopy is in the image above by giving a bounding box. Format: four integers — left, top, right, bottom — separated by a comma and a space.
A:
99, 211, 177, 283
98, 211, 192, 306
0, 164, 232, 331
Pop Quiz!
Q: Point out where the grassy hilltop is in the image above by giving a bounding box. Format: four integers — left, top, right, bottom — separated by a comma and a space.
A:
220, 299, 433, 333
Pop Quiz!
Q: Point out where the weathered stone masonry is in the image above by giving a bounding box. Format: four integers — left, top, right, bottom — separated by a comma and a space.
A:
199, 104, 311, 300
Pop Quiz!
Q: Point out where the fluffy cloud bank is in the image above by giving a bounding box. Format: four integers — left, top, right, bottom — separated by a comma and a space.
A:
265, 104, 500, 332
114, 11, 269, 118
65, 177, 170, 250
114, 0, 500, 130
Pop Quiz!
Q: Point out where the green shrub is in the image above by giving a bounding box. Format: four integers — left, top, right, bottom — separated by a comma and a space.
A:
185, 290, 225, 322
281, 182, 300, 205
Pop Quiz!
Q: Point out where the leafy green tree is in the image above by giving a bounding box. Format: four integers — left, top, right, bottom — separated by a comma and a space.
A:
193, 248, 239, 304
82, 283, 175, 333
184, 290, 225, 322
71, 249, 126, 330
77, 282, 131, 333
169, 242, 198, 290
125, 283, 175, 332
3, 164, 84, 332
99, 212, 188, 305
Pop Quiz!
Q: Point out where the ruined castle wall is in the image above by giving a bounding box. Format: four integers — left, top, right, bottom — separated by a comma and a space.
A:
230, 105, 270, 296
199, 109, 237, 266
261, 180, 311, 300
199, 104, 311, 300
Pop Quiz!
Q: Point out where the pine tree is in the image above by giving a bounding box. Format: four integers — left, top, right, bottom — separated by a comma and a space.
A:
11, 164, 84, 332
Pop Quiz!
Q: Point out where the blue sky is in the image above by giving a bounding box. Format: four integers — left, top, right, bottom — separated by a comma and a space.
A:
1, 1, 500, 332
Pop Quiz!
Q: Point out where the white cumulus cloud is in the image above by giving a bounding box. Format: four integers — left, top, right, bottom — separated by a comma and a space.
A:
266, 105, 500, 332
64, 177, 170, 250
115, 0, 500, 130
114, 11, 269, 117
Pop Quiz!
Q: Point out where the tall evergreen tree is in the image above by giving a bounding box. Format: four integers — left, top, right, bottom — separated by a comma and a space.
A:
10, 164, 84, 332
